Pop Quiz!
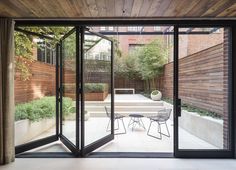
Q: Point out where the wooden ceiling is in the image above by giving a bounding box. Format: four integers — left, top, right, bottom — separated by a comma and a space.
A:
0, 0, 236, 18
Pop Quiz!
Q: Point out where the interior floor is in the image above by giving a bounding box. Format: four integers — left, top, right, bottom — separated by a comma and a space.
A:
2, 158, 236, 170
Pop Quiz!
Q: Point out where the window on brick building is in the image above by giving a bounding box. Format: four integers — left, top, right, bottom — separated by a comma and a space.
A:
37, 41, 55, 65
127, 26, 143, 32
100, 26, 114, 31
154, 26, 161, 31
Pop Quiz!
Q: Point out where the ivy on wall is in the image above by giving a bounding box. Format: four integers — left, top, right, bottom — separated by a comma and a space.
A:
14, 27, 71, 80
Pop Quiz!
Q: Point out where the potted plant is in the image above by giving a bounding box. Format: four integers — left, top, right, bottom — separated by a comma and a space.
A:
151, 90, 162, 101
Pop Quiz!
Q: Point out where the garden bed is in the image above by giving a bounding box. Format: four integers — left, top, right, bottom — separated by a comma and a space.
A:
164, 102, 223, 148
64, 83, 109, 101
15, 118, 55, 146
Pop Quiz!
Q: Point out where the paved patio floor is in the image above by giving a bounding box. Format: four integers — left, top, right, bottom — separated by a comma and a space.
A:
27, 94, 218, 153
30, 116, 217, 153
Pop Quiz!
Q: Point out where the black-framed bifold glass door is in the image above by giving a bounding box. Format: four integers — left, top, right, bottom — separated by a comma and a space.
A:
59, 27, 114, 156
174, 26, 233, 158
15, 26, 114, 156
14, 22, 234, 158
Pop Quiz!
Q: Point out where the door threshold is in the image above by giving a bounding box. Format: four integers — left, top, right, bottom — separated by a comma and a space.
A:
87, 152, 174, 158
16, 152, 174, 158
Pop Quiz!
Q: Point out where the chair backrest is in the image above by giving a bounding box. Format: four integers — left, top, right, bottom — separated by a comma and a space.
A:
105, 106, 111, 117
157, 108, 172, 121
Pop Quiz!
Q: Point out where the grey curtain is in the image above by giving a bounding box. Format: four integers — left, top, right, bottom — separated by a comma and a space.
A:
0, 18, 15, 165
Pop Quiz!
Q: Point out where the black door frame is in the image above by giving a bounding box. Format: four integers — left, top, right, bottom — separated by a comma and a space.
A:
59, 26, 115, 156
80, 27, 115, 156
59, 27, 79, 155
15, 19, 236, 158
15, 28, 59, 155
173, 25, 234, 158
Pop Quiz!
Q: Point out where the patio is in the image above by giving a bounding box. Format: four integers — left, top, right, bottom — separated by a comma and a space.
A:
29, 94, 218, 153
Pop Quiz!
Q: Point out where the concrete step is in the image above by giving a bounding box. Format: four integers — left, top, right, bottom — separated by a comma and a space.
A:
74, 101, 164, 107
85, 105, 165, 112
87, 109, 167, 117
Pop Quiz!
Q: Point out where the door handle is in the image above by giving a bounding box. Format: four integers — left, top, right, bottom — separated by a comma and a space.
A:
177, 98, 181, 117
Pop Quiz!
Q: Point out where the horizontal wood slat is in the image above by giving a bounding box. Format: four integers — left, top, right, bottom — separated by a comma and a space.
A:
162, 42, 228, 116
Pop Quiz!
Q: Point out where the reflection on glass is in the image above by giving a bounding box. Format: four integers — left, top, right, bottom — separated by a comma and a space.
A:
178, 27, 229, 149
84, 31, 111, 146
14, 39, 56, 146
61, 31, 76, 145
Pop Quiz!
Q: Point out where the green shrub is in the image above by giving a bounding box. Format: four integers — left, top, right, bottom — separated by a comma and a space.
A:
151, 90, 160, 95
162, 97, 222, 119
84, 83, 108, 93
15, 96, 73, 122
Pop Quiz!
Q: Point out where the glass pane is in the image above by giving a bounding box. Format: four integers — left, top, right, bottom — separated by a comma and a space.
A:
14, 36, 56, 146
84, 31, 112, 146
178, 27, 230, 150
61, 31, 76, 145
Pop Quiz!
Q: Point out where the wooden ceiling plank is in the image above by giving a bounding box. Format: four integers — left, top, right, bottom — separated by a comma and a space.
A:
0, 2, 22, 17
185, 0, 218, 17
201, 0, 236, 17
86, 0, 99, 17
115, 0, 124, 17
3, 0, 32, 17
228, 10, 236, 16
146, 0, 162, 17
66, 0, 84, 17
38, 0, 63, 17
19, 0, 50, 17
64, 0, 80, 17
217, 3, 236, 17
106, 0, 115, 17
176, 0, 201, 17
162, 0, 181, 16
138, 0, 153, 17
154, 0, 173, 16
79, 0, 92, 17
123, 0, 134, 17
96, 0, 106, 17
131, 0, 143, 17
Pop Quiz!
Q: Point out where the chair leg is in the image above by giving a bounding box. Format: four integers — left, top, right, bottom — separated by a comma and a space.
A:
159, 121, 170, 138
115, 118, 126, 135
147, 120, 153, 135
117, 118, 120, 130
147, 120, 161, 139
140, 118, 146, 130
128, 117, 133, 127
106, 119, 111, 132
107, 118, 119, 132
158, 122, 162, 140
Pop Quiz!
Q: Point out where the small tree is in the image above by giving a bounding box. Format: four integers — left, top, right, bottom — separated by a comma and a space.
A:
114, 52, 140, 79
136, 39, 168, 92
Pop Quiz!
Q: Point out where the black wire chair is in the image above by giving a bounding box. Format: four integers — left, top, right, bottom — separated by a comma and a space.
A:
147, 108, 172, 139
105, 106, 126, 135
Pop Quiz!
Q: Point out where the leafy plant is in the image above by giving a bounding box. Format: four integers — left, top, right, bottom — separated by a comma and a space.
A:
162, 97, 222, 119
15, 96, 73, 122
136, 39, 168, 92
151, 90, 160, 95
84, 83, 108, 93
15, 27, 72, 80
